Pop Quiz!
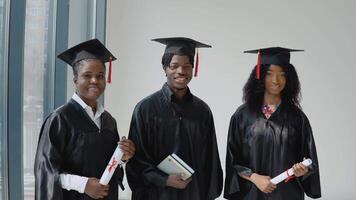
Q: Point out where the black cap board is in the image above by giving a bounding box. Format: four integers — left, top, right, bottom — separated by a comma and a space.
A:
152, 37, 211, 77
152, 37, 211, 57
244, 47, 303, 66
244, 47, 303, 79
57, 38, 117, 66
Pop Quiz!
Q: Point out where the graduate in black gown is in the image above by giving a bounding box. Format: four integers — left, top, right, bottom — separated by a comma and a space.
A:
126, 37, 223, 200
224, 47, 321, 200
34, 39, 135, 200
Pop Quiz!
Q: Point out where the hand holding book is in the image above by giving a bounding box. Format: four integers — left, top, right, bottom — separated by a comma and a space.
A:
157, 153, 195, 181
166, 174, 192, 189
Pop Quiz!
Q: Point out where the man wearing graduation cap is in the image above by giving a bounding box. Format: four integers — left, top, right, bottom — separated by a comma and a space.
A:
224, 47, 321, 200
34, 39, 135, 200
126, 37, 223, 200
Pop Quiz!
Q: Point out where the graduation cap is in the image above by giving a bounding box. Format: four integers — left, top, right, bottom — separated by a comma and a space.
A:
244, 47, 303, 79
57, 38, 117, 83
152, 37, 211, 77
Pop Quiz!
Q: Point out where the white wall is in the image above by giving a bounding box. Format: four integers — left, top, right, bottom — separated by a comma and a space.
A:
105, 0, 356, 199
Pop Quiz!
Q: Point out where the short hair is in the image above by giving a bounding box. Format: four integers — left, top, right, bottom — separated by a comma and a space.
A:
161, 53, 194, 69
243, 64, 301, 113
72, 59, 105, 77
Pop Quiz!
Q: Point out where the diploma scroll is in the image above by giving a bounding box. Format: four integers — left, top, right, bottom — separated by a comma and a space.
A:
270, 158, 312, 185
99, 146, 123, 185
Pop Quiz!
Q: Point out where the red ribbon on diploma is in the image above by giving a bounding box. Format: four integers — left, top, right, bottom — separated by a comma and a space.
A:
284, 170, 295, 183
108, 157, 118, 173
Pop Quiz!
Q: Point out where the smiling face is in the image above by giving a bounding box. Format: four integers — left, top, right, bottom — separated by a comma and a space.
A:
74, 59, 106, 107
164, 55, 193, 93
264, 64, 286, 97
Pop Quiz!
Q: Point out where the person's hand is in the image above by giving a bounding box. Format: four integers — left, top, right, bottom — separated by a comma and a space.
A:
118, 136, 135, 161
166, 174, 192, 189
293, 162, 309, 177
250, 173, 276, 194
84, 178, 109, 199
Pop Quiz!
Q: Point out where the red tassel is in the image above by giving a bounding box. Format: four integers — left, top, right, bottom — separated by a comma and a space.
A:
194, 49, 199, 77
256, 49, 261, 79
107, 56, 112, 83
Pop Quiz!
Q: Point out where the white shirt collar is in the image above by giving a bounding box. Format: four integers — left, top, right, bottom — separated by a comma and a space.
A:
72, 93, 105, 128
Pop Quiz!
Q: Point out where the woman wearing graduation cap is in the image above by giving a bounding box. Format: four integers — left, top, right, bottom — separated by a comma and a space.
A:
34, 39, 135, 200
224, 47, 321, 200
126, 37, 223, 200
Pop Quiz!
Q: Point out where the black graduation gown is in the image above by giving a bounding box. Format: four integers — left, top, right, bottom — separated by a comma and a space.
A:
126, 83, 223, 200
34, 99, 124, 200
224, 104, 321, 200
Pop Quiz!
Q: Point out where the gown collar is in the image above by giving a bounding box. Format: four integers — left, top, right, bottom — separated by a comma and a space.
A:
161, 83, 193, 103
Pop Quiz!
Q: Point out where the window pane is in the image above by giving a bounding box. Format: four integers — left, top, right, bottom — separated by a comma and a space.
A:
0, 0, 8, 199
23, 0, 49, 199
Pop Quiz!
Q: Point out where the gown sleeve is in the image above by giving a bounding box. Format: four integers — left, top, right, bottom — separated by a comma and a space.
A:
224, 111, 253, 199
34, 114, 67, 200
126, 105, 168, 189
298, 112, 322, 198
206, 113, 223, 199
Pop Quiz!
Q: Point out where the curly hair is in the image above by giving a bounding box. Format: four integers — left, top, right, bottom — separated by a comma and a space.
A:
161, 53, 194, 69
243, 64, 301, 113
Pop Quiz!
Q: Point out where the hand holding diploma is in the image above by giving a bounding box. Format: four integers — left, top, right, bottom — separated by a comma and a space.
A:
85, 178, 109, 199
99, 136, 136, 185
270, 158, 312, 185
292, 160, 310, 177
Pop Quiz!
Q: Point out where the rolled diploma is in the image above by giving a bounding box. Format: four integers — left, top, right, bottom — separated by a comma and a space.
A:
99, 146, 123, 185
270, 158, 312, 185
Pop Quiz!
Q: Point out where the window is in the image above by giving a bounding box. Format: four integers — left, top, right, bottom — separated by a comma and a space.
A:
21, 0, 106, 198
1, 0, 105, 199
23, 0, 49, 199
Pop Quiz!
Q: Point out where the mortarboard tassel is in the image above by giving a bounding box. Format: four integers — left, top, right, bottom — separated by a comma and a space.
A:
256, 49, 261, 79
194, 49, 199, 77
107, 55, 112, 83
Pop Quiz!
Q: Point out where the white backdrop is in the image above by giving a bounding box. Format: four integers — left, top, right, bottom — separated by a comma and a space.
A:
105, 0, 356, 199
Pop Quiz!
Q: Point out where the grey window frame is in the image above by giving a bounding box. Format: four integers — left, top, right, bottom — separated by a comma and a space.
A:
1, 0, 10, 199
7, 0, 26, 199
